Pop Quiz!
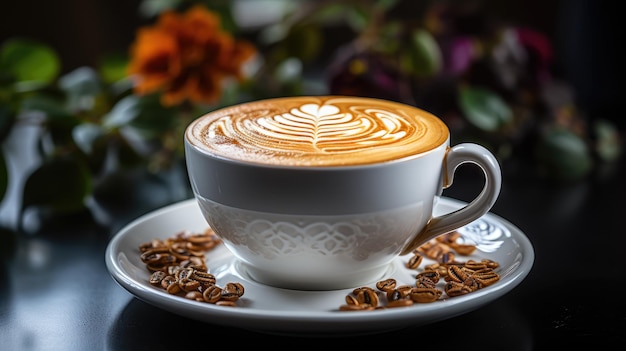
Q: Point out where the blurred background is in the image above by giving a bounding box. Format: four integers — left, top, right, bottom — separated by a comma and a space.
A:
1, 0, 621, 123
0, 0, 623, 233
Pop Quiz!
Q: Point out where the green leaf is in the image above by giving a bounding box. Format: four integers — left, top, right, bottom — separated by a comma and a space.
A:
0, 38, 60, 89
20, 94, 62, 112
20, 93, 80, 144
345, 6, 370, 32
59, 67, 101, 95
20, 94, 81, 147
129, 94, 178, 134
594, 119, 622, 161
404, 29, 442, 77
459, 86, 513, 132
275, 58, 302, 83
73, 123, 105, 154
259, 23, 289, 46
76, 125, 111, 175
103, 95, 140, 128
535, 127, 593, 180
58, 67, 103, 112
99, 53, 130, 84
21, 157, 92, 215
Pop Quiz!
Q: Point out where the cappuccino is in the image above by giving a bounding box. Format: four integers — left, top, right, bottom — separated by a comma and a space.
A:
184, 95, 501, 290
186, 96, 449, 166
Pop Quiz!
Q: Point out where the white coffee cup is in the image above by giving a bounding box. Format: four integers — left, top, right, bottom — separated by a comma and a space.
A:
184, 96, 501, 290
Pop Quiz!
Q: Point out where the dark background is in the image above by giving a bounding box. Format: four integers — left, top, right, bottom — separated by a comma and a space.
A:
0, 0, 623, 129
2, 2, 626, 348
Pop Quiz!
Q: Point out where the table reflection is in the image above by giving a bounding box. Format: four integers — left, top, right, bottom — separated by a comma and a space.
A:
107, 296, 533, 349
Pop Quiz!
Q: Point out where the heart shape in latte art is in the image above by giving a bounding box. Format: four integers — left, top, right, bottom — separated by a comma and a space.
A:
188, 96, 449, 166
250, 103, 410, 150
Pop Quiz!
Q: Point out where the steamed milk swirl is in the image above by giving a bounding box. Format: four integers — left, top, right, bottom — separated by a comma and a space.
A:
187, 96, 449, 166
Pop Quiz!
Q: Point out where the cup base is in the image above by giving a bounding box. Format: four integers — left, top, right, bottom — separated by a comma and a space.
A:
234, 259, 396, 291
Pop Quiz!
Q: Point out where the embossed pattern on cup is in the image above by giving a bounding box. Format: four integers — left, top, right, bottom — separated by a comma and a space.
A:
196, 198, 427, 290
185, 96, 502, 290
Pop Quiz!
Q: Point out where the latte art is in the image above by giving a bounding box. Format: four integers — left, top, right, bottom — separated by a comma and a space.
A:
187, 96, 449, 166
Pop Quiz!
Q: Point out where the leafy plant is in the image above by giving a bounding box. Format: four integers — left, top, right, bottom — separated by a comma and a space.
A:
325, 0, 622, 179
0, 0, 622, 232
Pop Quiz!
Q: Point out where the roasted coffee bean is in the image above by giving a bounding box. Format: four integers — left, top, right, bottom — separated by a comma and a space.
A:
406, 254, 423, 269
470, 268, 500, 287
191, 270, 216, 286
395, 285, 413, 298
166, 281, 182, 294
140, 248, 169, 263
176, 267, 195, 281
142, 227, 503, 311
439, 252, 457, 264
416, 270, 440, 283
386, 299, 414, 308
446, 265, 471, 283
409, 287, 441, 303
149, 271, 166, 286
444, 281, 473, 297
352, 286, 375, 295
220, 292, 240, 302
169, 247, 192, 261
466, 259, 499, 270
386, 289, 404, 302
415, 276, 437, 289
424, 263, 449, 278
178, 278, 201, 292
140, 239, 165, 252
356, 289, 379, 308
166, 265, 181, 276
422, 242, 450, 260
339, 304, 375, 311
224, 282, 245, 297
436, 231, 462, 244
139, 228, 245, 307
345, 295, 359, 305
161, 275, 177, 289
462, 277, 480, 292
185, 291, 204, 301
203, 285, 223, 303
375, 278, 397, 291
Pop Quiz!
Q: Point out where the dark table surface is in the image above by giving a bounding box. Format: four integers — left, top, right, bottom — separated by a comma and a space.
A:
1, 155, 625, 350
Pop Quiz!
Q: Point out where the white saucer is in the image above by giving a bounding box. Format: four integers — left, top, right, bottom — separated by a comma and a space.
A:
105, 197, 534, 336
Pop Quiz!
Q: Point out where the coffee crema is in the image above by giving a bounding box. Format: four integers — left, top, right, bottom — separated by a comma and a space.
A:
186, 96, 449, 166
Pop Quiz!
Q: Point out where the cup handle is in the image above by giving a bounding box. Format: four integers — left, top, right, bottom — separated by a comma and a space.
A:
399, 143, 502, 256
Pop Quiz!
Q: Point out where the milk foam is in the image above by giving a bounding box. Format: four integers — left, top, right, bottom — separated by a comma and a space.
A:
186, 96, 449, 166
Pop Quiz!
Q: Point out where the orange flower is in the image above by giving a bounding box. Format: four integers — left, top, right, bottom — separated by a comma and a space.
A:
127, 5, 256, 106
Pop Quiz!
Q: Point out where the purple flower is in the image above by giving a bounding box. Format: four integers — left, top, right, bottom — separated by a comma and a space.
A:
514, 27, 553, 83
445, 36, 476, 75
